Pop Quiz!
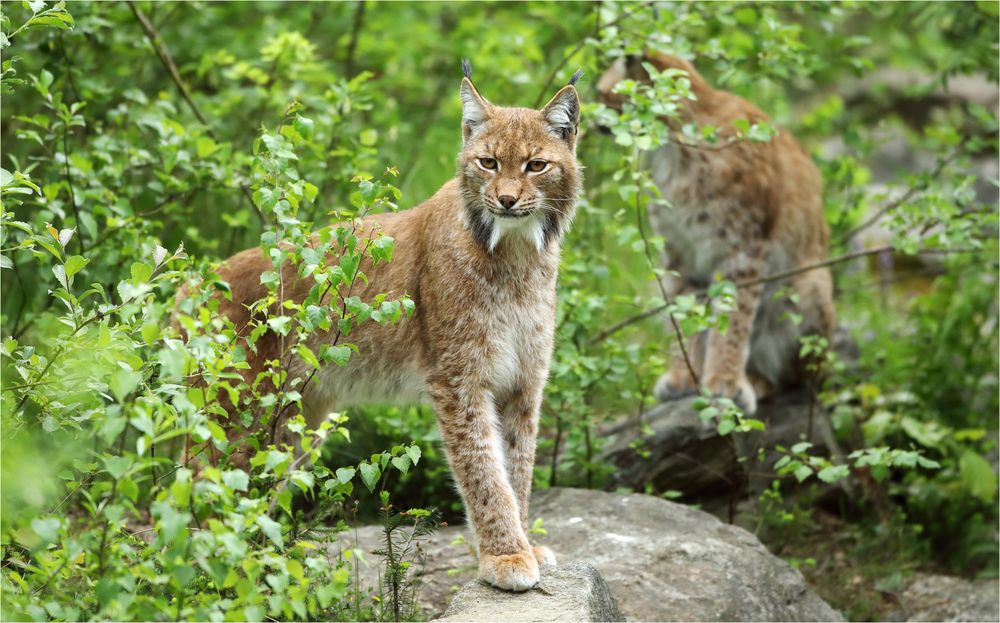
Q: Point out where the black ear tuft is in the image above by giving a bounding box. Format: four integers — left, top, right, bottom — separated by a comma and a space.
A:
462, 58, 473, 81
568, 69, 584, 86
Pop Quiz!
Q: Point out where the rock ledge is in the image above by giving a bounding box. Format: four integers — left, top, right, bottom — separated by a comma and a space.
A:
436, 562, 625, 622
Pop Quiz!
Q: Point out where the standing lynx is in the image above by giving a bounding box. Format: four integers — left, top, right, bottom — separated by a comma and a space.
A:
598, 51, 835, 414
182, 63, 582, 592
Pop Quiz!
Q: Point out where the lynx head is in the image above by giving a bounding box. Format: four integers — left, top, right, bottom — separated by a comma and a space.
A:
458, 60, 583, 253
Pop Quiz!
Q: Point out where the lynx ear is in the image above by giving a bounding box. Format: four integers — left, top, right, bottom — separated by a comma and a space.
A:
542, 84, 581, 143
460, 70, 492, 142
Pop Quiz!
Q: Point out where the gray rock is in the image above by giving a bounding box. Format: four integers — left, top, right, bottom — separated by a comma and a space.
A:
334, 487, 841, 622
531, 487, 842, 622
896, 573, 1000, 622
436, 562, 625, 623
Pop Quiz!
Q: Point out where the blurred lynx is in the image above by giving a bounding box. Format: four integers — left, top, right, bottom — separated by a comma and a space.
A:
598, 51, 835, 414
183, 62, 582, 591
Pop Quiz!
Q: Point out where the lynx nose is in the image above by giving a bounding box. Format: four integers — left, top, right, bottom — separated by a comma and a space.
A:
498, 195, 518, 210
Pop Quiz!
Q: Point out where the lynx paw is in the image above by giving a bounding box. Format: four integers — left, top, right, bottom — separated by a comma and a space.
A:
479, 551, 539, 592
532, 545, 557, 567
654, 370, 698, 402
704, 374, 757, 415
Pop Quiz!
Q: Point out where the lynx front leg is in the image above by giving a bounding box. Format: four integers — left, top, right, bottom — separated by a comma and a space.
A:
501, 385, 556, 568
429, 381, 538, 592
702, 252, 764, 414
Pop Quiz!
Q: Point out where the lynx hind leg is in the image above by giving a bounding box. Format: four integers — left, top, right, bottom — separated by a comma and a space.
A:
654, 330, 706, 402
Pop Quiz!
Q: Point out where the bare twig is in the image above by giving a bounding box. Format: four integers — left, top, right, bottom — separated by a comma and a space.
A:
532, 1, 655, 108
265, 447, 315, 517
127, 1, 213, 134
590, 244, 984, 344
634, 172, 700, 386
62, 126, 86, 253
344, 0, 367, 79
840, 150, 960, 243
127, 1, 265, 227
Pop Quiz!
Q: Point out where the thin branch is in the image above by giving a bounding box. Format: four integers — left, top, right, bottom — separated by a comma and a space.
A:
590, 244, 985, 344
6, 254, 29, 337
62, 125, 86, 253
532, 1, 655, 108
129, 1, 265, 226
265, 447, 314, 517
839, 150, 960, 244
128, 2, 212, 133
344, 1, 367, 79
670, 132, 748, 152
634, 173, 700, 386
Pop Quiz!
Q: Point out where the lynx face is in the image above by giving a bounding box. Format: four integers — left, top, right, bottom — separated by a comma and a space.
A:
458, 77, 581, 252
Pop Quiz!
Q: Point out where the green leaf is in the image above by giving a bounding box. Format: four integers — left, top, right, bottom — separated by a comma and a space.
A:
64, 255, 89, 278
109, 368, 141, 402
817, 464, 850, 483
335, 467, 355, 484
698, 407, 718, 423
358, 462, 380, 493
297, 344, 321, 370
791, 441, 813, 454
960, 450, 997, 503
118, 477, 139, 502
716, 418, 736, 436
130, 261, 153, 284
51, 264, 67, 288
290, 470, 314, 493
793, 465, 813, 482
405, 445, 421, 465
303, 182, 318, 203
140, 322, 160, 345
267, 316, 291, 336
196, 137, 218, 158
102, 455, 132, 480
322, 344, 351, 367
391, 455, 411, 475
30, 517, 60, 545
222, 470, 249, 492
256, 515, 284, 549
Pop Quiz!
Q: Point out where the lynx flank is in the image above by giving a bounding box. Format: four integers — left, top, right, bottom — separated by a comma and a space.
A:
598, 51, 835, 414
180, 63, 582, 592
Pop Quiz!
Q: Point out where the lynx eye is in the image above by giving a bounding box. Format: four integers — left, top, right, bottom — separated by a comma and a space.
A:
478, 157, 498, 171
526, 159, 548, 173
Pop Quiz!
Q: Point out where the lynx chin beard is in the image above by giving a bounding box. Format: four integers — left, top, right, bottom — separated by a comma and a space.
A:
467, 196, 558, 253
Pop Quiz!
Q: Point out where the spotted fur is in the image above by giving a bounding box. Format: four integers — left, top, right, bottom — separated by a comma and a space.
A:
598, 51, 835, 414
178, 64, 581, 592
